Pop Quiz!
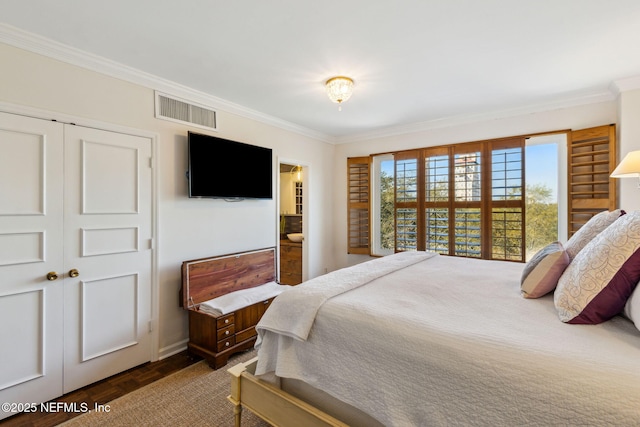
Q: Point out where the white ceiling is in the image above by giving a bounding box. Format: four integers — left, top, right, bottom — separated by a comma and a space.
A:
2, 0, 640, 141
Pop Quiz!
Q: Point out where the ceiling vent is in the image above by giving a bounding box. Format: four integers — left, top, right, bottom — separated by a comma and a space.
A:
154, 92, 217, 131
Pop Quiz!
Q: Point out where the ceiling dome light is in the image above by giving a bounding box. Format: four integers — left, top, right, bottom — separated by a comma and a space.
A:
325, 76, 354, 110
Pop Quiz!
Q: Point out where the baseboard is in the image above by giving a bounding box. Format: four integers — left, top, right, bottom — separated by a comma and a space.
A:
158, 339, 189, 360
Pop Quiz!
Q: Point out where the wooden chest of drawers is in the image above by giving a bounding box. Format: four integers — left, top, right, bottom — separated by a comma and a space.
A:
187, 297, 273, 369
181, 247, 277, 369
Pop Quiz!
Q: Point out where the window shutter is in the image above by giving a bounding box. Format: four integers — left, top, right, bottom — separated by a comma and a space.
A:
394, 150, 422, 252
568, 125, 617, 236
347, 157, 371, 254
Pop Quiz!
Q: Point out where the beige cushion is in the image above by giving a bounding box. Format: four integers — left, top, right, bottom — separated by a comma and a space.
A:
564, 209, 624, 260
555, 211, 640, 324
521, 242, 570, 298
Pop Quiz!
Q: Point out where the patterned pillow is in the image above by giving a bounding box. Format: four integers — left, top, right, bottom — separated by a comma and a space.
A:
554, 211, 640, 324
521, 242, 570, 299
564, 209, 625, 260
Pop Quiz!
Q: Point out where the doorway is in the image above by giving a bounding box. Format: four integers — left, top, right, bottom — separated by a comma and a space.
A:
279, 162, 305, 285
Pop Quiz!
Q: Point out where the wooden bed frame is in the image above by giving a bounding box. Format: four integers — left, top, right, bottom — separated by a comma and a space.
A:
227, 357, 349, 427
181, 247, 277, 369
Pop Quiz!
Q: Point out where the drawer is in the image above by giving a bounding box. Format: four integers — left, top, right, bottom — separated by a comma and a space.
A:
236, 326, 257, 343
217, 314, 234, 328
217, 336, 236, 352
217, 324, 235, 341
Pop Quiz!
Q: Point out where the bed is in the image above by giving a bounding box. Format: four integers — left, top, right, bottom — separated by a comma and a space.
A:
228, 210, 640, 426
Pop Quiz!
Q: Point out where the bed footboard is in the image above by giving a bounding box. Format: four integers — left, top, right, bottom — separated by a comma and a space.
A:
227, 357, 349, 427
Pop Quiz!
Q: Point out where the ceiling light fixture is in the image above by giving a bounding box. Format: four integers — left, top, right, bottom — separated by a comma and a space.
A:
325, 76, 354, 111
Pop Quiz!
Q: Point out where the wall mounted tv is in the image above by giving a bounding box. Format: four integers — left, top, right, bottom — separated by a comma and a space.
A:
187, 131, 273, 199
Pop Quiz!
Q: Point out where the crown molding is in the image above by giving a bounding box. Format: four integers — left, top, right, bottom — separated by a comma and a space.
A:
0, 24, 332, 143
335, 90, 616, 144
1, 24, 631, 146
610, 75, 640, 96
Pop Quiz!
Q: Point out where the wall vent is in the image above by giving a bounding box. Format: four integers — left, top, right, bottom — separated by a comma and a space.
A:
154, 92, 217, 131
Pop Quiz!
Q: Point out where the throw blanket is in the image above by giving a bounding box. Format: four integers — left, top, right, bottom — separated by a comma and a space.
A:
198, 281, 289, 316
256, 250, 436, 343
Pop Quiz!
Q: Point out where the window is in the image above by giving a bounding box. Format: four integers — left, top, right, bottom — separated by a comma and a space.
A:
372, 138, 525, 261
525, 134, 565, 260
362, 125, 615, 261
371, 154, 395, 256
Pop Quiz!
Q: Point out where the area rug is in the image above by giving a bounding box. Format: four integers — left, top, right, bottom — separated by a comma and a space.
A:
60, 350, 269, 427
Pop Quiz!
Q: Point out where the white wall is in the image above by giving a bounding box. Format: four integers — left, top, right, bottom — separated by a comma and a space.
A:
333, 101, 623, 268
618, 88, 640, 211
0, 42, 337, 358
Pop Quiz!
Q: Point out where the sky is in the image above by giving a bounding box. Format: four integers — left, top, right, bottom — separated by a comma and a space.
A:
525, 143, 558, 200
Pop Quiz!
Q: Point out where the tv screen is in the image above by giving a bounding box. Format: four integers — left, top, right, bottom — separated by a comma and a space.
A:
188, 132, 273, 199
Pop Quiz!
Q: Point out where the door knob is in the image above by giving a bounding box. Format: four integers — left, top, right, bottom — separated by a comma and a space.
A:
68, 269, 80, 278
46, 271, 59, 281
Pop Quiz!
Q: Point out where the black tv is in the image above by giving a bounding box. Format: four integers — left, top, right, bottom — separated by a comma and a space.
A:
187, 132, 273, 199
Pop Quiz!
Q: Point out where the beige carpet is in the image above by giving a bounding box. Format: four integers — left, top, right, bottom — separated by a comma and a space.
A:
61, 350, 269, 427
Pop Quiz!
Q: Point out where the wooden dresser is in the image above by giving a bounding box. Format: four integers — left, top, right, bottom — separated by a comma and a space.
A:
181, 248, 276, 369
280, 239, 302, 285
186, 298, 273, 369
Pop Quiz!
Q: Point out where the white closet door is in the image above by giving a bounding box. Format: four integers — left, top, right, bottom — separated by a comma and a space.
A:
62, 125, 153, 393
0, 112, 64, 419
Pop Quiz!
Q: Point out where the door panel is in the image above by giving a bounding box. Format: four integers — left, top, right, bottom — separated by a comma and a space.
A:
0, 113, 64, 419
81, 273, 139, 361
82, 140, 140, 214
63, 126, 152, 393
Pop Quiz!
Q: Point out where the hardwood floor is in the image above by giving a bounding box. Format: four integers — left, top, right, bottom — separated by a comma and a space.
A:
0, 351, 201, 427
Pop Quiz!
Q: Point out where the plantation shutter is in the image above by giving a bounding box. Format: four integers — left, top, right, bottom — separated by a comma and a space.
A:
394, 150, 422, 251
424, 146, 451, 254
347, 156, 371, 254
451, 143, 484, 258
568, 125, 617, 236
487, 138, 525, 261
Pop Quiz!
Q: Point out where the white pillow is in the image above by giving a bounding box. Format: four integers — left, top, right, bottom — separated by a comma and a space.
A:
564, 209, 625, 260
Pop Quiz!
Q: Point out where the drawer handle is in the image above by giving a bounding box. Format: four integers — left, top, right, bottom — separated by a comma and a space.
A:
224, 319, 229, 324
225, 341, 230, 347
225, 330, 230, 336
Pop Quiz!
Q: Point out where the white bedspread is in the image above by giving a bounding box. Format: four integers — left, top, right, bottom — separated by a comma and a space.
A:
256, 250, 435, 342
198, 281, 288, 316
255, 253, 640, 426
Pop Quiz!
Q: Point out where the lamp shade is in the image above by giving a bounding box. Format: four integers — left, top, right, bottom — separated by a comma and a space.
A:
611, 150, 640, 178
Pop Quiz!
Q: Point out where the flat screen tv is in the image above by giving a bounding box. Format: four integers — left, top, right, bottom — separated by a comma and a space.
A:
187, 131, 273, 199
